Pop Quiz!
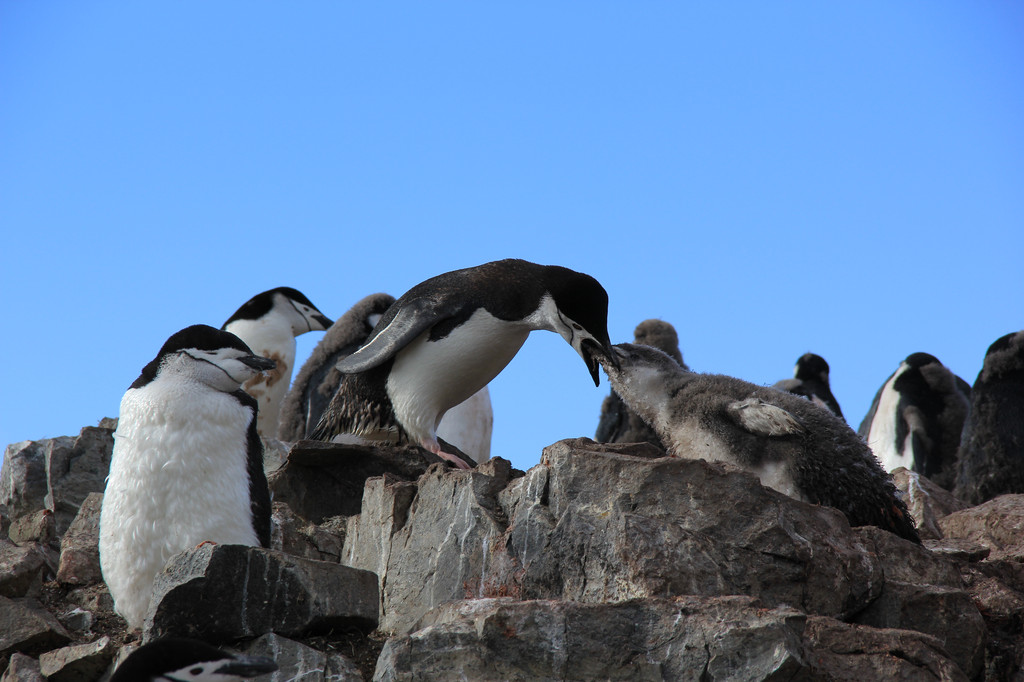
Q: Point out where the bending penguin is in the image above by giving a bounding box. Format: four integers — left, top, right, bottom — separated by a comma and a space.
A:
310, 259, 617, 468
954, 331, 1024, 504
596, 319, 687, 449
599, 343, 920, 543
773, 353, 844, 419
858, 352, 969, 489
109, 638, 278, 682
222, 287, 333, 437
100, 325, 275, 629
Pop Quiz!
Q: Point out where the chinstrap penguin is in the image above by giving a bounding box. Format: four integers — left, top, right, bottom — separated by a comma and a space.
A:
222, 287, 333, 437
310, 259, 617, 469
858, 352, 969, 489
109, 637, 278, 682
772, 353, 844, 419
599, 343, 919, 543
596, 319, 687, 449
100, 325, 275, 629
954, 331, 1024, 504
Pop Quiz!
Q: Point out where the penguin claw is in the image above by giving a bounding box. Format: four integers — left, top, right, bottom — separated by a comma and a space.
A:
437, 450, 472, 469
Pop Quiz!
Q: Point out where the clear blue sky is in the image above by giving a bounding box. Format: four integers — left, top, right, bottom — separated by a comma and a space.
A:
3, 3, 1022, 472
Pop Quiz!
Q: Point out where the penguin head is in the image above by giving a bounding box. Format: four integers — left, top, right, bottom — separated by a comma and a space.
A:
794, 353, 830, 384
223, 287, 333, 335
541, 266, 617, 386
132, 325, 276, 392
598, 343, 683, 418
979, 330, 1024, 384
633, 319, 685, 367
109, 637, 278, 682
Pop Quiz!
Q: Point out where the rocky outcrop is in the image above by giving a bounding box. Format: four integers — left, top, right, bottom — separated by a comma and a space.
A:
2, 427, 1024, 680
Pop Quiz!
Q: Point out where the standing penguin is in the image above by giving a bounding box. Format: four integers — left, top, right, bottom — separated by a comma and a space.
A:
954, 331, 1024, 504
310, 259, 617, 469
599, 343, 919, 543
772, 353, 844, 419
858, 352, 970, 489
222, 287, 333, 437
595, 319, 687, 448
100, 325, 275, 629
109, 638, 278, 682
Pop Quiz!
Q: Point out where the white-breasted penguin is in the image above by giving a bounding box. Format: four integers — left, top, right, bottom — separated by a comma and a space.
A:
310, 259, 617, 469
857, 352, 970, 489
772, 353, 844, 419
600, 343, 920, 543
109, 637, 278, 682
99, 325, 276, 629
595, 319, 687, 449
222, 287, 333, 437
954, 331, 1024, 504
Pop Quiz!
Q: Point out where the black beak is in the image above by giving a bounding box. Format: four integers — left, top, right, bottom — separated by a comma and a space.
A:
581, 339, 618, 387
215, 655, 279, 676
239, 355, 277, 372
314, 313, 334, 329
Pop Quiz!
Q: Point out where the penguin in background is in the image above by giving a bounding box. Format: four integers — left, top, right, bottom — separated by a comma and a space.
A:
599, 343, 920, 543
109, 638, 278, 682
596, 319, 687, 448
773, 353, 844, 419
100, 325, 275, 629
858, 352, 970, 490
222, 287, 333, 437
310, 259, 617, 469
954, 331, 1024, 505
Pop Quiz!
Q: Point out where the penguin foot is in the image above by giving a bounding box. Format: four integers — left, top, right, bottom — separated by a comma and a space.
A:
195, 540, 218, 549
423, 439, 472, 469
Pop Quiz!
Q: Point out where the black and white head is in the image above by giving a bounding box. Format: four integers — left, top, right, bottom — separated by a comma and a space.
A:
109, 638, 278, 682
794, 353, 830, 385
223, 287, 333, 335
536, 264, 618, 385
598, 343, 685, 419
131, 325, 276, 392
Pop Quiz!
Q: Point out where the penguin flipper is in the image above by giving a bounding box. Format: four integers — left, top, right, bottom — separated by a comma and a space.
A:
335, 298, 451, 374
727, 398, 805, 438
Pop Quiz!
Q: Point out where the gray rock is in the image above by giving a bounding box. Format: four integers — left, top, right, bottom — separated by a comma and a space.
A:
7, 510, 57, 549
270, 502, 345, 563
0, 540, 56, 598
939, 494, 1024, 562
0, 596, 71, 667
891, 467, 969, 540
38, 636, 116, 682
262, 436, 290, 476
143, 544, 378, 643
0, 440, 53, 523
1, 653, 44, 682
240, 633, 363, 682
57, 492, 103, 585
268, 441, 446, 523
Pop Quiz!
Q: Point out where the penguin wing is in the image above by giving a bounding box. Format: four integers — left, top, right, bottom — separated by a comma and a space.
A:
335, 298, 451, 373
726, 398, 805, 437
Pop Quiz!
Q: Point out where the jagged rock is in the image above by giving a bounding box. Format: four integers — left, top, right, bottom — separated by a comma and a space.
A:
925, 538, 992, 562
271, 502, 345, 563
1, 653, 44, 682
262, 436, 291, 475
0, 540, 56, 598
57, 493, 103, 586
0, 596, 71, 667
375, 596, 969, 682
0, 426, 113, 536
957, 560, 1024, 682
38, 636, 116, 682
143, 544, 378, 643
59, 609, 93, 634
939, 494, 1024, 561
346, 440, 887, 634
7, 510, 57, 549
891, 467, 968, 540
268, 440, 447, 523
239, 633, 363, 682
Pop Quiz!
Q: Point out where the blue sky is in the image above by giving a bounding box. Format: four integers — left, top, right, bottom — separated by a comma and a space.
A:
2, 3, 1022, 472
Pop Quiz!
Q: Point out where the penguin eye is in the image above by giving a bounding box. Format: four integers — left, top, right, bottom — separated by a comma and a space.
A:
572, 323, 582, 331
190, 667, 203, 675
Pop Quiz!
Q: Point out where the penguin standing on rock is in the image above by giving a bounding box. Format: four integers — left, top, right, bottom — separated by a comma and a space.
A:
954, 331, 1024, 504
100, 325, 276, 629
596, 319, 687, 448
310, 259, 617, 469
109, 638, 278, 682
773, 353, 844, 419
599, 343, 920, 543
222, 287, 333, 437
858, 352, 969, 489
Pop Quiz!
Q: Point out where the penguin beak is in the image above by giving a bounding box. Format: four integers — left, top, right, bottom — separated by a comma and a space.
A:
239, 355, 277, 372
313, 313, 334, 329
215, 655, 279, 676
580, 338, 618, 387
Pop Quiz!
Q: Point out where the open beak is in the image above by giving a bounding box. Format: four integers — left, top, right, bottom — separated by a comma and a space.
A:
580, 338, 618, 387
239, 355, 277, 372
215, 655, 279, 677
